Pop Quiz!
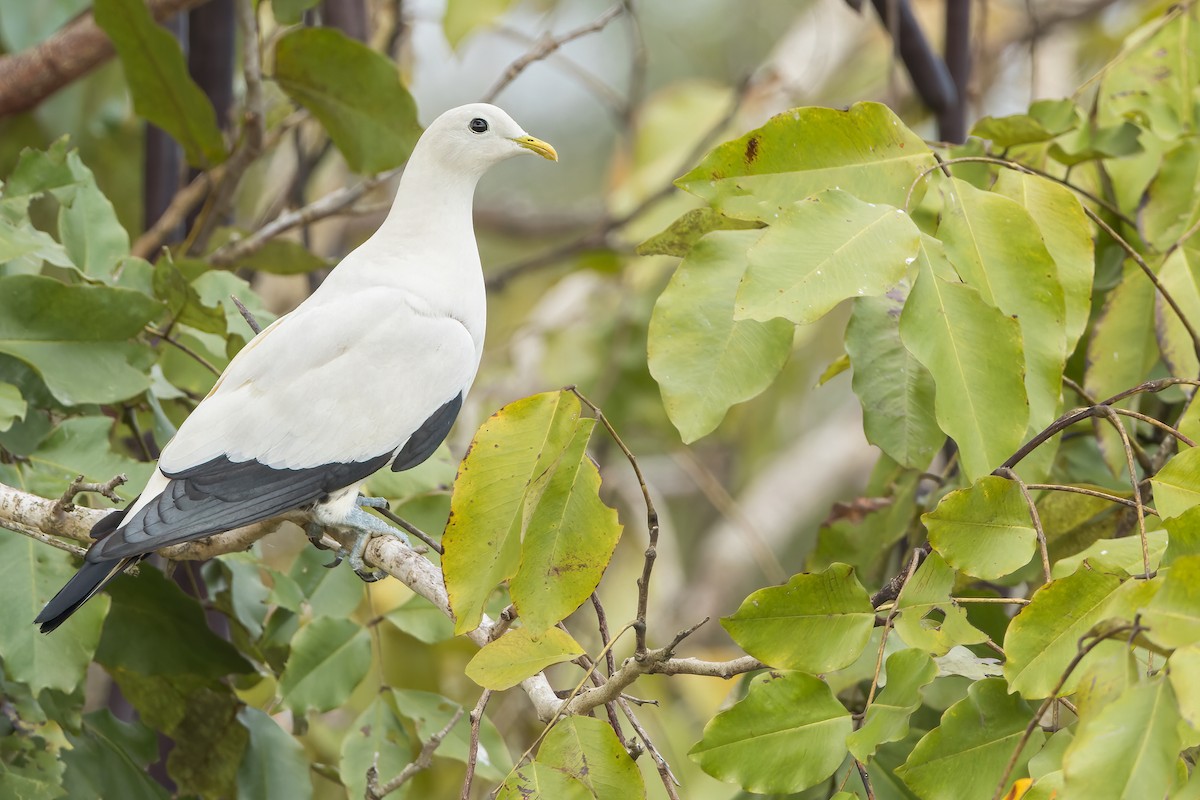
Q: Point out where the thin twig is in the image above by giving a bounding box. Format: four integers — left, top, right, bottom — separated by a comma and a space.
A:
230, 295, 265, 335
145, 326, 220, 376
568, 387, 659, 656
375, 505, 443, 555
1024, 483, 1158, 515
1096, 406, 1151, 577
367, 706, 464, 798
482, 5, 624, 103
903, 155, 1136, 229
54, 474, 127, 515
1111, 407, 1196, 447
989, 622, 1139, 800
995, 468, 1051, 583
208, 167, 405, 266
617, 697, 680, 800
855, 758, 877, 800
459, 690, 492, 800
866, 550, 921, 707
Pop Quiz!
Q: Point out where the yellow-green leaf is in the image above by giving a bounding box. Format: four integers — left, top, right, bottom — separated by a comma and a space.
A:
465, 627, 584, 691
924, 475, 1038, 581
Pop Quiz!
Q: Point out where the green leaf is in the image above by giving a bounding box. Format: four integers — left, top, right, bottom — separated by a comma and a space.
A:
893, 551, 988, 656
237, 707, 313, 800
721, 564, 874, 672
848, 648, 937, 761
1003, 567, 1157, 698
689, 671, 852, 794
1168, 643, 1200, 730
991, 170, 1094, 349
96, 567, 252, 679
57, 151, 130, 280
1156, 246, 1200, 378
465, 627, 584, 691
537, 716, 646, 800
924, 475, 1038, 580
0, 381, 26, 432
278, 616, 371, 714
93, 0, 225, 167
164, 682, 248, 798
969, 98, 1080, 147
734, 190, 920, 325
846, 288, 941, 469
0, 751, 65, 800
0, 536, 108, 693
1142, 139, 1200, 251
0, 274, 161, 405
392, 690, 512, 781
937, 178, 1067, 438
678, 102, 936, 218
61, 711, 169, 800
510, 419, 622, 633
1142, 556, 1200, 650
283, 545, 365, 618
338, 692, 411, 800
497, 763, 591, 800
153, 255, 227, 336
231, 237, 330, 276
899, 255, 1028, 480
444, 391, 595, 634
384, 594, 455, 644
637, 207, 762, 257
1061, 677, 1183, 800
271, 0, 321, 25
1165, 505, 1200, 566
444, 0, 516, 48
275, 28, 422, 174
1152, 446, 1200, 520
896, 679, 1044, 800
1047, 121, 1143, 165
647, 230, 792, 443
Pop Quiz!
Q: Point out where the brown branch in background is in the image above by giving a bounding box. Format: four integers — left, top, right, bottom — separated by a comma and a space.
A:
185, 0, 266, 255
367, 706, 464, 799
0, 0, 212, 118
994, 468, 1051, 583
459, 691, 492, 800
865, 550, 921, 709
487, 74, 752, 290
870, 543, 930, 608
375, 505, 442, 554
207, 166, 405, 266
230, 295, 265, 335
855, 758, 877, 800
481, 5, 624, 103
620, 0, 648, 125
1111, 407, 1197, 448
131, 111, 306, 259
591, 593, 616, 677
568, 387, 660, 656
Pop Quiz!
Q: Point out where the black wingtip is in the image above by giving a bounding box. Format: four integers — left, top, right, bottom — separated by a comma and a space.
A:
34, 558, 131, 633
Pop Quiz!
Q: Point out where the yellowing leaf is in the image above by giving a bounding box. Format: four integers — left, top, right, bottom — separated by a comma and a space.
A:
465, 627, 584, 691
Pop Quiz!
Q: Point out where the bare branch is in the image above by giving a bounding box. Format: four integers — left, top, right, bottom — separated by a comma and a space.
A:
231, 295, 265, 335
54, 474, 127, 515
367, 706, 464, 798
482, 5, 624, 103
459, 691, 492, 800
617, 697, 680, 800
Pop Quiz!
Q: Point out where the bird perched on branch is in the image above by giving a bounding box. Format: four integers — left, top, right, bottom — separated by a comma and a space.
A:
36, 103, 557, 633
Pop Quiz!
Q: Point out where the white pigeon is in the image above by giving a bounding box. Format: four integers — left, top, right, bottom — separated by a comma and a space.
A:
36, 103, 557, 633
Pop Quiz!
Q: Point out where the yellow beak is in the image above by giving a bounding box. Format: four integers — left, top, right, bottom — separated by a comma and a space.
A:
511, 135, 558, 162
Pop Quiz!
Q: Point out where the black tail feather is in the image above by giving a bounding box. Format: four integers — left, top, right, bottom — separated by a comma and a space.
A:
34, 557, 134, 633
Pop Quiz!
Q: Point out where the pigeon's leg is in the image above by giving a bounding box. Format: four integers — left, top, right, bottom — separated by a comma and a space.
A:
336, 501, 414, 581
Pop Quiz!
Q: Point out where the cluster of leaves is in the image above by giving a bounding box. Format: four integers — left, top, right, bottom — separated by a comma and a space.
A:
635, 4, 1200, 797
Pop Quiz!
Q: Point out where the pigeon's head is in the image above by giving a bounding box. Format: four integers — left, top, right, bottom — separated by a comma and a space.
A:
421, 103, 558, 175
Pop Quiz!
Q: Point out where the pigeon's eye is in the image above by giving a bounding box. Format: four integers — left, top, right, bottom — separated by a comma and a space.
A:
469, 118, 488, 134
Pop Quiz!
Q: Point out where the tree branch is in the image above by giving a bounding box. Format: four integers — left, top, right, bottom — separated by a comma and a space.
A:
367, 706, 464, 798
0, 0, 212, 118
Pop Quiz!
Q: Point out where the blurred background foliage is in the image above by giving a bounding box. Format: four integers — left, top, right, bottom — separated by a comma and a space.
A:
0, 0, 1186, 798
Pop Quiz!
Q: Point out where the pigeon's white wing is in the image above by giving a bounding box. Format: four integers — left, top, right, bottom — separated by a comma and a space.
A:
162, 287, 479, 471
91, 287, 478, 559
